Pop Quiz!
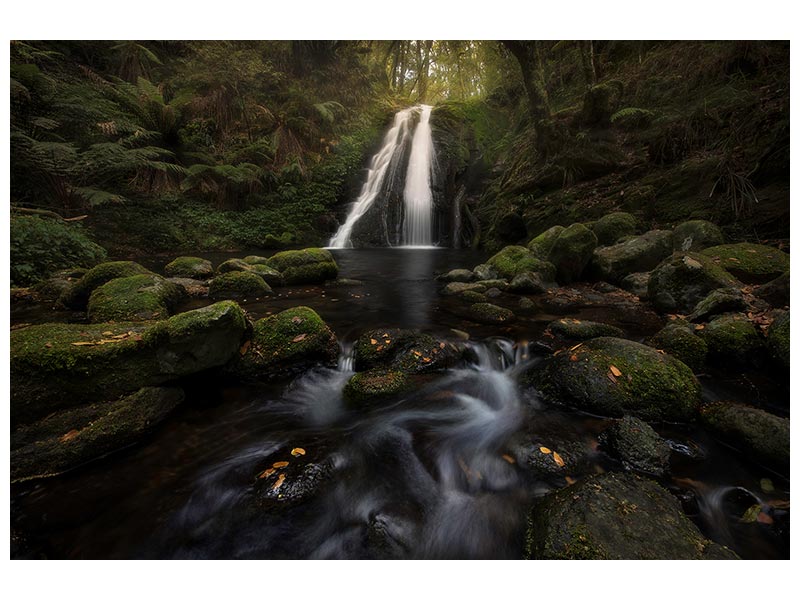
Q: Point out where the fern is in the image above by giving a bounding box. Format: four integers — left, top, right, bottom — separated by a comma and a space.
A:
611, 107, 655, 128
313, 100, 346, 124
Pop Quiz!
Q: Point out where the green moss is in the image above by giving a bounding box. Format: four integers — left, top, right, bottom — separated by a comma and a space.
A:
591, 212, 637, 246
87, 274, 184, 323
243, 255, 270, 265
165, 300, 246, 339
460, 290, 487, 303
547, 223, 598, 283
589, 230, 674, 283
217, 258, 284, 286
648, 323, 708, 371
468, 302, 515, 325
700, 313, 762, 361
343, 368, 412, 409
672, 220, 724, 252
164, 256, 214, 279
527, 226, 564, 257
702, 243, 789, 283
767, 311, 789, 369
548, 318, 624, 340
208, 271, 272, 299
217, 258, 251, 274
487, 245, 556, 280
265, 248, 339, 285
648, 252, 740, 313
59, 261, 153, 309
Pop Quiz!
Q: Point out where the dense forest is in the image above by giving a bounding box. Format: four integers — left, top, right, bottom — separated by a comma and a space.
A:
9, 40, 790, 563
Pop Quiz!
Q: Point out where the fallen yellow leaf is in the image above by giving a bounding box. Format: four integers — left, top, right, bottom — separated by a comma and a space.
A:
553, 451, 565, 467
291, 447, 306, 457
501, 454, 515, 464
59, 429, 80, 442
539, 446, 552, 454
258, 468, 275, 479
71, 341, 97, 346
239, 340, 251, 355
570, 354, 578, 362
609, 365, 622, 377
272, 461, 289, 468
102, 331, 113, 336
272, 473, 286, 490
370, 338, 378, 345
292, 333, 307, 343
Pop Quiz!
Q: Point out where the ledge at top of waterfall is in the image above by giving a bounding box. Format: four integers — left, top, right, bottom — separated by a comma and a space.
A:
328, 105, 436, 249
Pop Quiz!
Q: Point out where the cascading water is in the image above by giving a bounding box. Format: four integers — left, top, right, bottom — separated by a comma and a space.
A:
402, 104, 435, 247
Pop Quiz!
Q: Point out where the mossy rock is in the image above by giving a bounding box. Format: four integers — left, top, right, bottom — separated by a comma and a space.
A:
672, 220, 724, 252
11, 386, 184, 483
525, 472, 738, 559
10, 301, 247, 425
589, 230, 673, 283
217, 258, 284, 286
32, 268, 86, 301
755, 272, 789, 308
547, 318, 624, 340
620, 272, 650, 299
243, 255, 270, 265
598, 415, 671, 476
647, 323, 708, 371
209, 271, 272, 300
164, 256, 214, 280
460, 290, 487, 303
648, 253, 740, 314
700, 402, 789, 471
689, 288, 747, 322
343, 368, 413, 410
699, 313, 762, 362
486, 245, 556, 281
527, 225, 565, 257
230, 306, 338, 379
467, 302, 515, 325
547, 223, 598, 283
766, 311, 789, 370
265, 248, 338, 285
472, 263, 499, 281
59, 261, 153, 309
509, 272, 547, 294
591, 212, 637, 246
441, 282, 486, 296
217, 258, 251, 274
701, 243, 789, 284
87, 274, 184, 323
437, 269, 474, 283
353, 328, 461, 374
529, 336, 700, 422
166, 277, 209, 298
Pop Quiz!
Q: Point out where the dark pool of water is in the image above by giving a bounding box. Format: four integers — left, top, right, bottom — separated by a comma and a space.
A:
10, 249, 790, 559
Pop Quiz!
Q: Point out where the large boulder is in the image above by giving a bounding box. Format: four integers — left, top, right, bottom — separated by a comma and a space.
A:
755, 272, 789, 308
164, 256, 214, 280
353, 328, 461, 373
11, 386, 184, 483
437, 269, 474, 283
688, 288, 747, 322
672, 220, 724, 252
525, 472, 738, 559
59, 261, 153, 309
700, 403, 789, 471
647, 322, 708, 371
648, 253, 740, 313
229, 306, 338, 379
547, 318, 623, 340
472, 263, 499, 281
508, 272, 547, 294
343, 368, 414, 410
87, 274, 184, 323
591, 212, 637, 246
701, 243, 790, 284
598, 415, 671, 476
766, 311, 789, 370
589, 230, 673, 283
217, 258, 284, 287
547, 223, 598, 283
265, 248, 338, 285
486, 246, 556, 281
527, 225, 565, 257
209, 271, 272, 299
529, 336, 700, 422
620, 272, 650, 299
466, 302, 516, 325
10, 301, 247, 425
699, 313, 763, 363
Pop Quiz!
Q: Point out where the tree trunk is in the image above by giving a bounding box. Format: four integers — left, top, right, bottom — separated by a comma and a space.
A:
501, 41, 551, 126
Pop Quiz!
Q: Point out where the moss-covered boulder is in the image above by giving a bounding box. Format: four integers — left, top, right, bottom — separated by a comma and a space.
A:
699, 313, 762, 362
702, 243, 789, 284
620, 272, 650, 299
87, 274, 184, 323
755, 272, 789, 308
598, 415, 671, 476
11, 386, 184, 483
700, 403, 789, 471
527, 225, 565, 257
547, 223, 598, 283
265, 248, 338, 285
353, 328, 461, 374
166, 277, 209, 298
648, 253, 740, 313
472, 263, 499, 281
230, 306, 338, 379
467, 302, 515, 325
547, 318, 623, 340
209, 271, 272, 300
486, 245, 556, 281
529, 337, 700, 422
10, 301, 247, 425
343, 368, 413, 409
164, 256, 214, 280
591, 212, 637, 246
243, 255, 270, 265
509, 272, 547, 294
673, 220, 724, 252
59, 261, 153, 309
32, 268, 87, 302
766, 311, 789, 370
589, 230, 673, 283
460, 290, 487, 303
437, 269, 474, 283
689, 288, 747, 322
217, 258, 284, 286
441, 282, 486, 296
525, 472, 738, 559
647, 323, 708, 371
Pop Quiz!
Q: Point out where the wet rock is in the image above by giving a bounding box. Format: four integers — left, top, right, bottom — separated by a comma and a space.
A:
479, 279, 510, 291
59, 261, 153, 309
648, 252, 739, 314
264, 248, 338, 285
766, 311, 789, 369
527, 225, 565, 257
509, 272, 547, 294
343, 368, 414, 409
208, 271, 272, 300
10, 287, 41, 304
243, 255, 270, 265
466, 302, 515, 325
472, 263, 499, 281
10, 301, 247, 424
486, 245, 556, 281
485, 287, 502, 299
699, 313, 762, 363
438, 268, 474, 283
525, 472, 738, 559
460, 290, 487, 303
217, 258, 284, 287
700, 403, 789, 471
689, 288, 747, 322
166, 277, 209, 298
11, 387, 184, 483
367, 511, 417, 559
32, 268, 86, 302
87, 274, 185, 323
509, 435, 588, 480
529, 336, 700, 422
702, 243, 789, 284
672, 220, 724, 252
754, 271, 789, 308
647, 323, 707, 371
441, 282, 486, 296
353, 328, 461, 374
231, 306, 338, 379
519, 297, 535, 310
620, 272, 650, 299
598, 415, 671, 476
164, 256, 214, 280
589, 230, 674, 283
254, 456, 335, 509
547, 318, 624, 340
591, 212, 637, 246
547, 223, 598, 283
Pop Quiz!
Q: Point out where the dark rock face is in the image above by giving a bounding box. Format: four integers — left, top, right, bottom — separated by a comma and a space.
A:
766, 311, 789, 369
648, 252, 739, 314
672, 220, 724, 252
589, 230, 674, 283
598, 415, 671, 476
254, 457, 335, 509
525, 472, 738, 559
689, 288, 748, 322
509, 272, 547, 294
755, 272, 789, 307
353, 328, 461, 374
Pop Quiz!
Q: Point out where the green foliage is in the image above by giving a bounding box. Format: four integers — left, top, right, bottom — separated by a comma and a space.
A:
610, 107, 655, 128
10, 216, 107, 286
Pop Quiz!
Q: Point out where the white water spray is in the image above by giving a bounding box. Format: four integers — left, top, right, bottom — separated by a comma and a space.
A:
402, 104, 434, 246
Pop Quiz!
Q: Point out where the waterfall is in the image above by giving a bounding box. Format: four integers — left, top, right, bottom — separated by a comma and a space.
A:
402, 104, 434, 247
328, 105, 436, 248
